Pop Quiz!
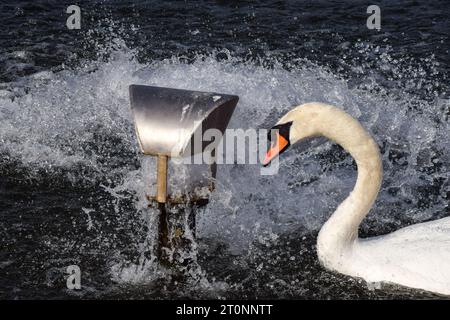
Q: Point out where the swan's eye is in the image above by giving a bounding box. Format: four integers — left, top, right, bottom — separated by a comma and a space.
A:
267, 121, 292, 142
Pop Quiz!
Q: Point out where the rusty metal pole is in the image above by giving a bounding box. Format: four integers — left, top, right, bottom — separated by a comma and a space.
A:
155, 155, 170, 265
156, 155, 168, 203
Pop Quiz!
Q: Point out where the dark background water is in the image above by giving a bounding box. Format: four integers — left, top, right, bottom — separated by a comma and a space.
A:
1, 0, 449, 94
0, 0, 449, 299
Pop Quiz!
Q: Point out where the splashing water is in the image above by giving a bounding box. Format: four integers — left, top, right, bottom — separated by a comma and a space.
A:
0, 38, 448, 298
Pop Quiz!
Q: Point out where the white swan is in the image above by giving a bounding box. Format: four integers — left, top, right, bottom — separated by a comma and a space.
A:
263, 102, 450, 296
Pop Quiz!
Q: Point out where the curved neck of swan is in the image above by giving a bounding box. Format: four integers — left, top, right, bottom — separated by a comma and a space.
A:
291, 104, 383, 256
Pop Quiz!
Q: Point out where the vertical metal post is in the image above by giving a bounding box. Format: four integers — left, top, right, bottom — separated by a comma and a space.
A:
157, 202, 170, 265
156, 155, 169, 265
156, 155, 168, 203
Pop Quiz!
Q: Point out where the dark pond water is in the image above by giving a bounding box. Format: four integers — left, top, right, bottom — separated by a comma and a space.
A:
0, 0, 448, 299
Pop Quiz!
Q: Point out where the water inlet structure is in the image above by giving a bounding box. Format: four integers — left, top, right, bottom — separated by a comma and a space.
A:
129, 84, 239, 267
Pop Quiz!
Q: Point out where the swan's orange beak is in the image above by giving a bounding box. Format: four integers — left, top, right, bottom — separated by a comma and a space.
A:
263, 132, 289, 166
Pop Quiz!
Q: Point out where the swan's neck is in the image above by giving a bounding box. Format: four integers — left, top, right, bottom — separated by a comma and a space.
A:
293, 104, 383, 265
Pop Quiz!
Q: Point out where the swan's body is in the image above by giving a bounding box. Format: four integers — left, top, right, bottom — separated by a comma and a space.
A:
267, 102, 450, 295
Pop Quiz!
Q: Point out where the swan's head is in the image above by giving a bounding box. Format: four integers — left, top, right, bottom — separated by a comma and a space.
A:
263, 120, 292, 166
263, 104, 318, 166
